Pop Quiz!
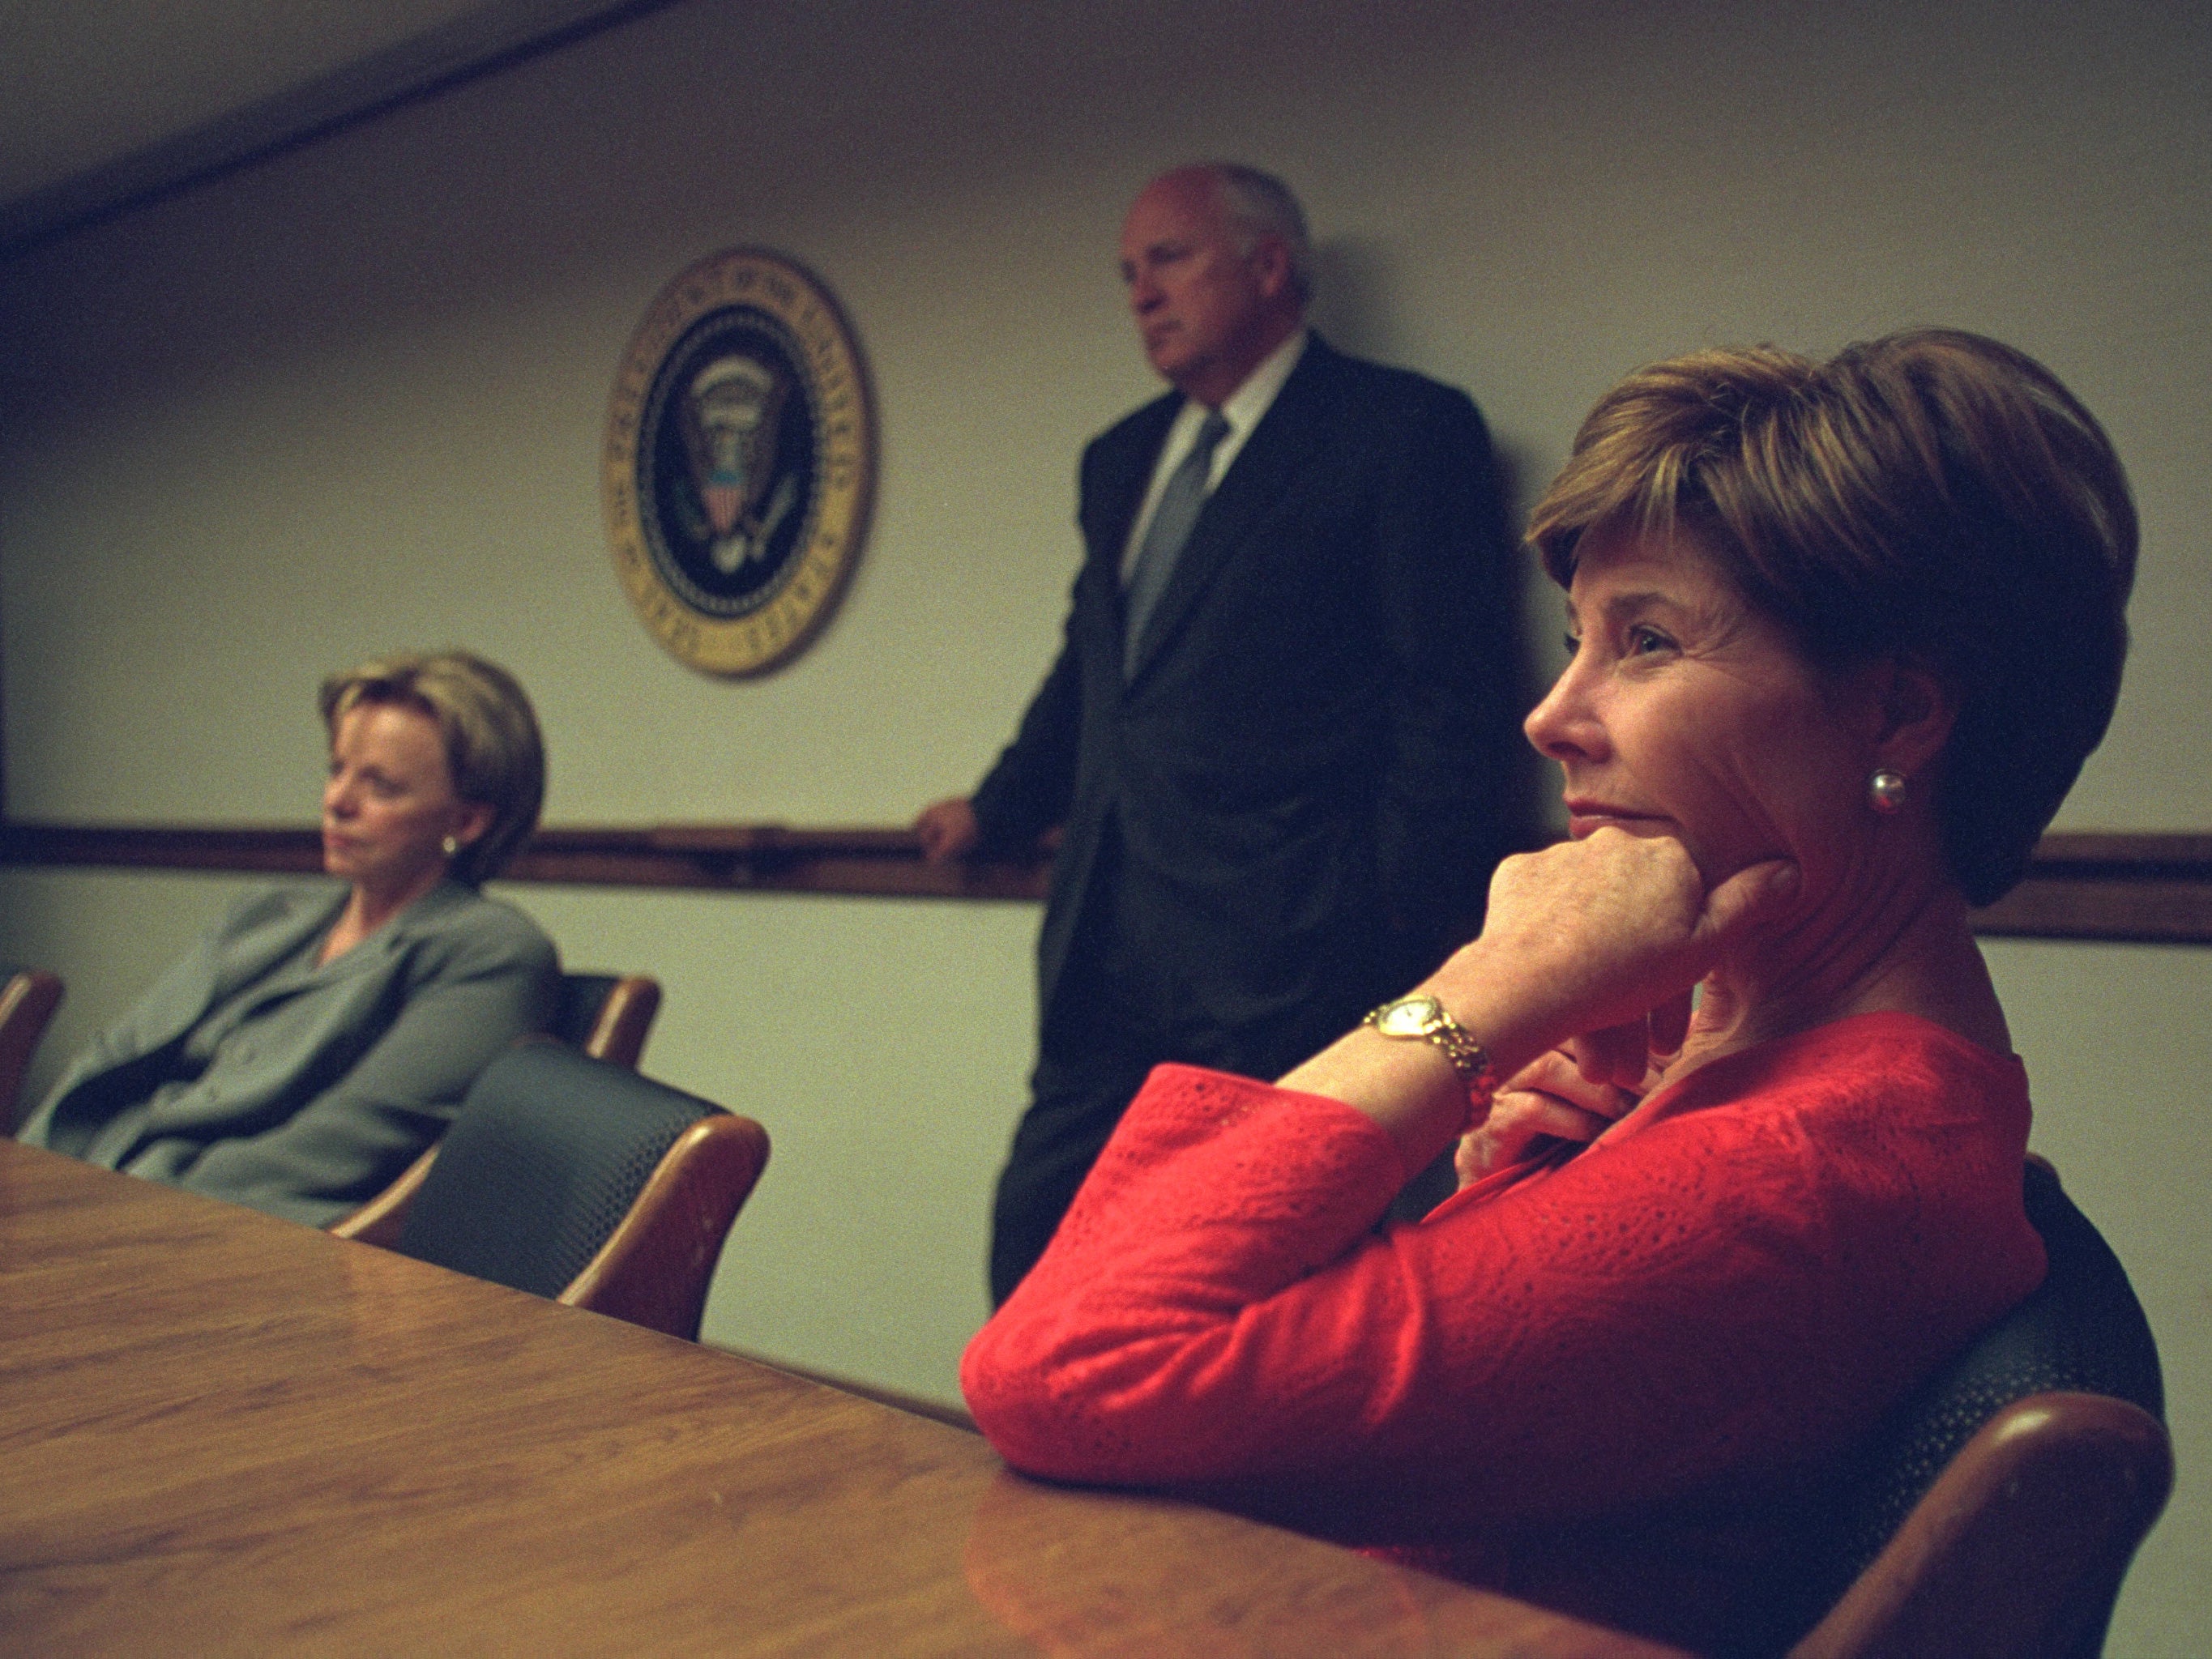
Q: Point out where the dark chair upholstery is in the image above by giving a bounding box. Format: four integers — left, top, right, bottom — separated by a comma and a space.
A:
1788, 1157, 2171, 1659
0, 969, 64, 1132
329, 971, 663, 1246
389, 1040, 768, 1341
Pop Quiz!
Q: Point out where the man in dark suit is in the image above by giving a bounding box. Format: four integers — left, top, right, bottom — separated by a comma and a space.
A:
917, 164, 1521, 1305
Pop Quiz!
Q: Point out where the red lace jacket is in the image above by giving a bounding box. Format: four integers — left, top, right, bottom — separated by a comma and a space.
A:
963, 1013, 2045, 1652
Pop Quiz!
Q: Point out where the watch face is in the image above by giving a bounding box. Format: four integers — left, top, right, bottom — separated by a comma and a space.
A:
1375, 996, 1441, 1037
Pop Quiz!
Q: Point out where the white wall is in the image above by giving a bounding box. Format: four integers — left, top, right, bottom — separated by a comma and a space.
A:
3, 1, 2207, 1648
1987, 937, 2212, 1650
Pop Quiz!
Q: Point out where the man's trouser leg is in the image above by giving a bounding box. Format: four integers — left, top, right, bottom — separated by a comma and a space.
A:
986, 1043, 1157, 1308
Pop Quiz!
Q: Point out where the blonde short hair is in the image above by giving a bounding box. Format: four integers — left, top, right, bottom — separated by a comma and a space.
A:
319, 650, 545, 885
1527, 329, 2136, 906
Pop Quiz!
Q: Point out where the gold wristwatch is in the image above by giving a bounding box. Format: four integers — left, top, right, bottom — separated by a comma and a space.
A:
1364, 993, 1497, 1107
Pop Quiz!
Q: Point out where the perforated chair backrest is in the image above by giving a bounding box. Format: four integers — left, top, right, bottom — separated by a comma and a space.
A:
395, 1040, 720, 1300
328, 974, 664, 1247
1808, 1158, 2164, 1629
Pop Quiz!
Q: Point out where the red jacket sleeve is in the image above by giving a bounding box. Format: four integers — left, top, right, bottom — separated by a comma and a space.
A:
961, 1017, 2044, 1540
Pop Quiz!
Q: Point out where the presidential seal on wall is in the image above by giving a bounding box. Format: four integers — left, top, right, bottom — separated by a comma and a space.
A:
603, 249, 875, 676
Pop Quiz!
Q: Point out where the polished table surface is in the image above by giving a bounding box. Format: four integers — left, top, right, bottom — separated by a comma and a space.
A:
0, 1140, 1688, 1656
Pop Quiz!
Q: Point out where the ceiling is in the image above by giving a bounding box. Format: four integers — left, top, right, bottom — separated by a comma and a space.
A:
0, 0, 663, 253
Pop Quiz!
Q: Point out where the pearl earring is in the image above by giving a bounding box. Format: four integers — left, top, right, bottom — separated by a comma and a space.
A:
1868, 769, 1907, 814
442, 834, 460, 857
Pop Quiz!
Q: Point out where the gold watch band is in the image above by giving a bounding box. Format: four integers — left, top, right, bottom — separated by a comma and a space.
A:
1363, 993, 1498, 1109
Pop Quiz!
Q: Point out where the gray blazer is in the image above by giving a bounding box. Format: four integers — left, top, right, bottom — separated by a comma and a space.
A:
18, 881, 559, 1226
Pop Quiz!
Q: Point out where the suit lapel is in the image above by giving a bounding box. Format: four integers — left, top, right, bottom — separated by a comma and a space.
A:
228, 880, 462, 1018
1124, 339, 1343, 684
207, 887, 346, 1007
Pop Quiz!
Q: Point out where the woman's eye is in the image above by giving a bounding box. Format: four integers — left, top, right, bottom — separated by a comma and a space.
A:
1561, 632, 1582, 657
1627, 626, 1673, 655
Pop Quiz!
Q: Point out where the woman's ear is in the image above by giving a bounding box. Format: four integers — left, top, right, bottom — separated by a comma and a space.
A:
1872, 660, 1957, 778
452, 800, 495, 850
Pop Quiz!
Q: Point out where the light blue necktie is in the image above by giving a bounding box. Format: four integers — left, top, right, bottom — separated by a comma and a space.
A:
1123, 411, 1231, 666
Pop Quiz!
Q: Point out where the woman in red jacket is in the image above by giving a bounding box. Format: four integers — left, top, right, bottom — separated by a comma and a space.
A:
962, 329, 2137, 1655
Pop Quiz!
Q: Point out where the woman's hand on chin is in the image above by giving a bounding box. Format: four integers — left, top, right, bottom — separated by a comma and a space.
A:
1435, 828, 1799, 1077
1280, 830, 1794, 1179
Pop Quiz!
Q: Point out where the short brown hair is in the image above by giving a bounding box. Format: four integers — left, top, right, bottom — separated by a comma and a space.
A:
319, 650, 545, 885
1527, 328, 2136, 905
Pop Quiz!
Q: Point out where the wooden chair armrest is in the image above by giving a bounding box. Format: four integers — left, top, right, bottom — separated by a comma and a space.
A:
585, 976, 662, 1068
327, 1144, 440, 1246
561, 1112, 770, 1341
1, 970, 65, 1133
1790, 1392, 2173, 1659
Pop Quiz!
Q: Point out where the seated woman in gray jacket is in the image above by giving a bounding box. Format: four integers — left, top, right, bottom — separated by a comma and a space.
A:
18, 650, 559, 1226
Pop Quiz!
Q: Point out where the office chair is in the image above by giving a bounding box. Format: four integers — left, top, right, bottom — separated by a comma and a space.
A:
1787, 1156, 2171, 1659
328, 972, 661, 1246
0, 969, 64, 1132
386, 1039, 768, 1341
551, 971, 662, 1069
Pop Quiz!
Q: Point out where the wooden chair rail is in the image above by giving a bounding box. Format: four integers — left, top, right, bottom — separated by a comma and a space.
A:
0, 820, 1052, 900
6, 821, 2212, 942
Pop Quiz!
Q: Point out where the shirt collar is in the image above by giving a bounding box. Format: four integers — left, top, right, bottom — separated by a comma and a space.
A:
1211, 326, 1307, 440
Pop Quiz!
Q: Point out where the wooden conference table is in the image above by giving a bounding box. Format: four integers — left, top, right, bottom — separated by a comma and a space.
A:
1, 1140, 1685, 1657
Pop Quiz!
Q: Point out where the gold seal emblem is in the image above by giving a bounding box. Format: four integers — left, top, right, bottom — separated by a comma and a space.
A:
603, 249, 875, 676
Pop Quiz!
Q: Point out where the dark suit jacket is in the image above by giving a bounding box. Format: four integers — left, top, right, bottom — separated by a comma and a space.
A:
971, 334, 1521, 1056
18, 880, 559, 1226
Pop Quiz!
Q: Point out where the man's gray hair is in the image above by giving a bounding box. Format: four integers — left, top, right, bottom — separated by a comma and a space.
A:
1207, 164, 1315, 306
